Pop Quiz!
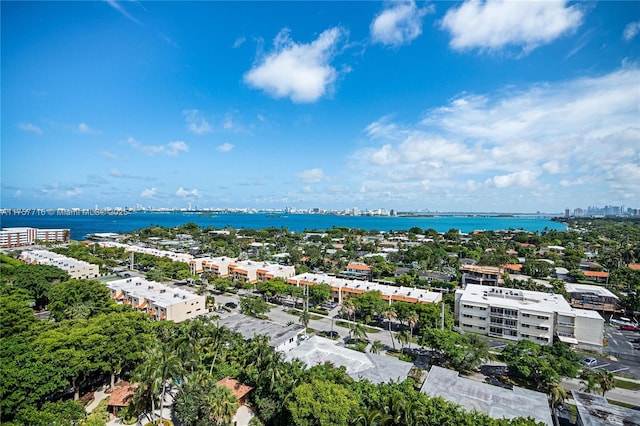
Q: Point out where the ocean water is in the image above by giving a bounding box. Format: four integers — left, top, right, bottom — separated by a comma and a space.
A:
0, 212, 566, 240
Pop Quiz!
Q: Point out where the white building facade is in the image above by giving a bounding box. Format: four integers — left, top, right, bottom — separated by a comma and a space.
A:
19, 249, 100, 279
1, 227, 70, 247
455, 284, 604, 352
106, 277, 206, 322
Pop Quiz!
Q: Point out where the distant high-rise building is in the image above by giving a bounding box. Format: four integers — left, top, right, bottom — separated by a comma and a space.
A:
565, 208, 570, 217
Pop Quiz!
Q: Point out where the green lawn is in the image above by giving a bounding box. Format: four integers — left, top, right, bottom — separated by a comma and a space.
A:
335, 320, 380, 333
613, 378, 640, 391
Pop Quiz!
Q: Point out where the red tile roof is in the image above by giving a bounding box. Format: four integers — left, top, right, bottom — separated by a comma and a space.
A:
628, 264, 640, 271
108, 383, 138, 407
216, 377, 253, 400
584, 270, 609, 278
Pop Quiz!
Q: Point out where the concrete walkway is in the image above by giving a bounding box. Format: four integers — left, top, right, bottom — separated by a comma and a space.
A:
85, 388, 110, 414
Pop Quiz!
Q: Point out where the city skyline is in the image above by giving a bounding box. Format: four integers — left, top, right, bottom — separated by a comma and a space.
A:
2, 1, 639, 212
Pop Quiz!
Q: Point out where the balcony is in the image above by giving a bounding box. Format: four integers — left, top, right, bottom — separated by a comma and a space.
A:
490, 312, 518, 319
557, 322, 575, 328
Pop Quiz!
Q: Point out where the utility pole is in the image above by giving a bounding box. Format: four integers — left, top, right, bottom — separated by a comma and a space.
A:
441, 301, 445, 330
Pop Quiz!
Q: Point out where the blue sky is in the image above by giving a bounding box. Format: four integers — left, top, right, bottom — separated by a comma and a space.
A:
2, 1, 639, 213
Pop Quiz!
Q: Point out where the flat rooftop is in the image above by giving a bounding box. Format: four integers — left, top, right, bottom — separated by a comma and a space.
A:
290, 273, 442, 304
565, 283, 619, 300
572, 391, 640, 426
218, 314, 304, 350
284, 335, 413, 384
107, 277, 202, 307
421, 366, 552, 426
458, 284, 603, 319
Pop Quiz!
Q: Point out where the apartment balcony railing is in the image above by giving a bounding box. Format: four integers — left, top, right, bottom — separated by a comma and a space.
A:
490, 312, 518, 319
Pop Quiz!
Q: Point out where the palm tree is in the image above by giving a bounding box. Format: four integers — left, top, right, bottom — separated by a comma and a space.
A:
580, 370, 599, 394
396, 329, 410, 350
134, 343, 185, 423
382, 308, 397, 351
351, 407, 391, 426
341, 300, 356, 337
547, 381, 567, 426
299, 309, 311, 329
352, 321, 369, 343
206, 385, 239, 425
594, 369, 616, 397
370, 340, 384, 355
406, 313, 418, 350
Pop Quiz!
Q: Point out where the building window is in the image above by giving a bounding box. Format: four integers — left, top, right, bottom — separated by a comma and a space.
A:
522, 323, 530, 328
463, 314, 473, 318
537, 315, 549, 320
522, 313, 530, 317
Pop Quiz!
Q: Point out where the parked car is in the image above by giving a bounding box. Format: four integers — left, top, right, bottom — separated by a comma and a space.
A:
621, 324, 640, 332
583, 357, 597, 367
224, 302, 238, 309
321, 330, 339, 339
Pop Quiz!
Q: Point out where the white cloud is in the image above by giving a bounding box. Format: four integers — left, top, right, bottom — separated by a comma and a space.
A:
217, 143, 234, 153
127, 137, 189, 156
176, 187, 199, 197
18, 123, 43, 135
623, 21, 640, 42
297, 168, 325, 183
351, 67, 640, 207
141, 188, 157, 198
66, 187, 83, 197
485, 170, 540, 188
109, 168, 123, 177
441, 0, 583, 53
78, 122, 101, 134
14, 190, 22, 197
183, 109, 212, 134
244, 27, 346, 103
100, 151, 119, 160
233, 36, 246, 48
105, 0, 140, 24
370, 1, 430, 47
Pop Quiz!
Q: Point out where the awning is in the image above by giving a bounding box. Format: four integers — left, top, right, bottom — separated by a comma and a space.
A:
557, 335, 579, 345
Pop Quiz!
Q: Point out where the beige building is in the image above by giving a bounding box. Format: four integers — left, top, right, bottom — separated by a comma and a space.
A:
1, 227, 69, 247
106, 277, 206, 322
189, 256, 238, 277
288, 273, 443, 305
19, 249, 99, 279
460, 265, 503, 287
228, 260, 296, 283
455, 284, 604, 352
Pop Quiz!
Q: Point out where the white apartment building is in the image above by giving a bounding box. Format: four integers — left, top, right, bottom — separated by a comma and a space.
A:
106, 277, 206, 322
455, 284, 604, 352
288, 273, 443, 305
98, 241, 193, 263
1, 227, 70, 247
189, 256, 238, 276
228, 260, 296, 283
19, 249, 100, 279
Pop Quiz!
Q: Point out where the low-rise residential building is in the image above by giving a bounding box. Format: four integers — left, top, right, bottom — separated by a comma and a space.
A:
421, 366, 552, 426
287, 273, 442, 305
341, 262, 373, 281
98, 241, 194, 263
565, 283, 621, 313
106, 277, 206, 322
228, 260, 296, 283
572, 391, 640, 426
1, 227, 70, 247
455, 284, 604, 351
583, 270, 609, 283
218, 313, 304, 353
285, 335, 413, 384
189, 256, 237, 276
460, 265, 503, 287
19, 249, 99, 279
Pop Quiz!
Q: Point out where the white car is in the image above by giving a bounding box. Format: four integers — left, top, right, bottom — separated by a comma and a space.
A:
583, 357, 597, 367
